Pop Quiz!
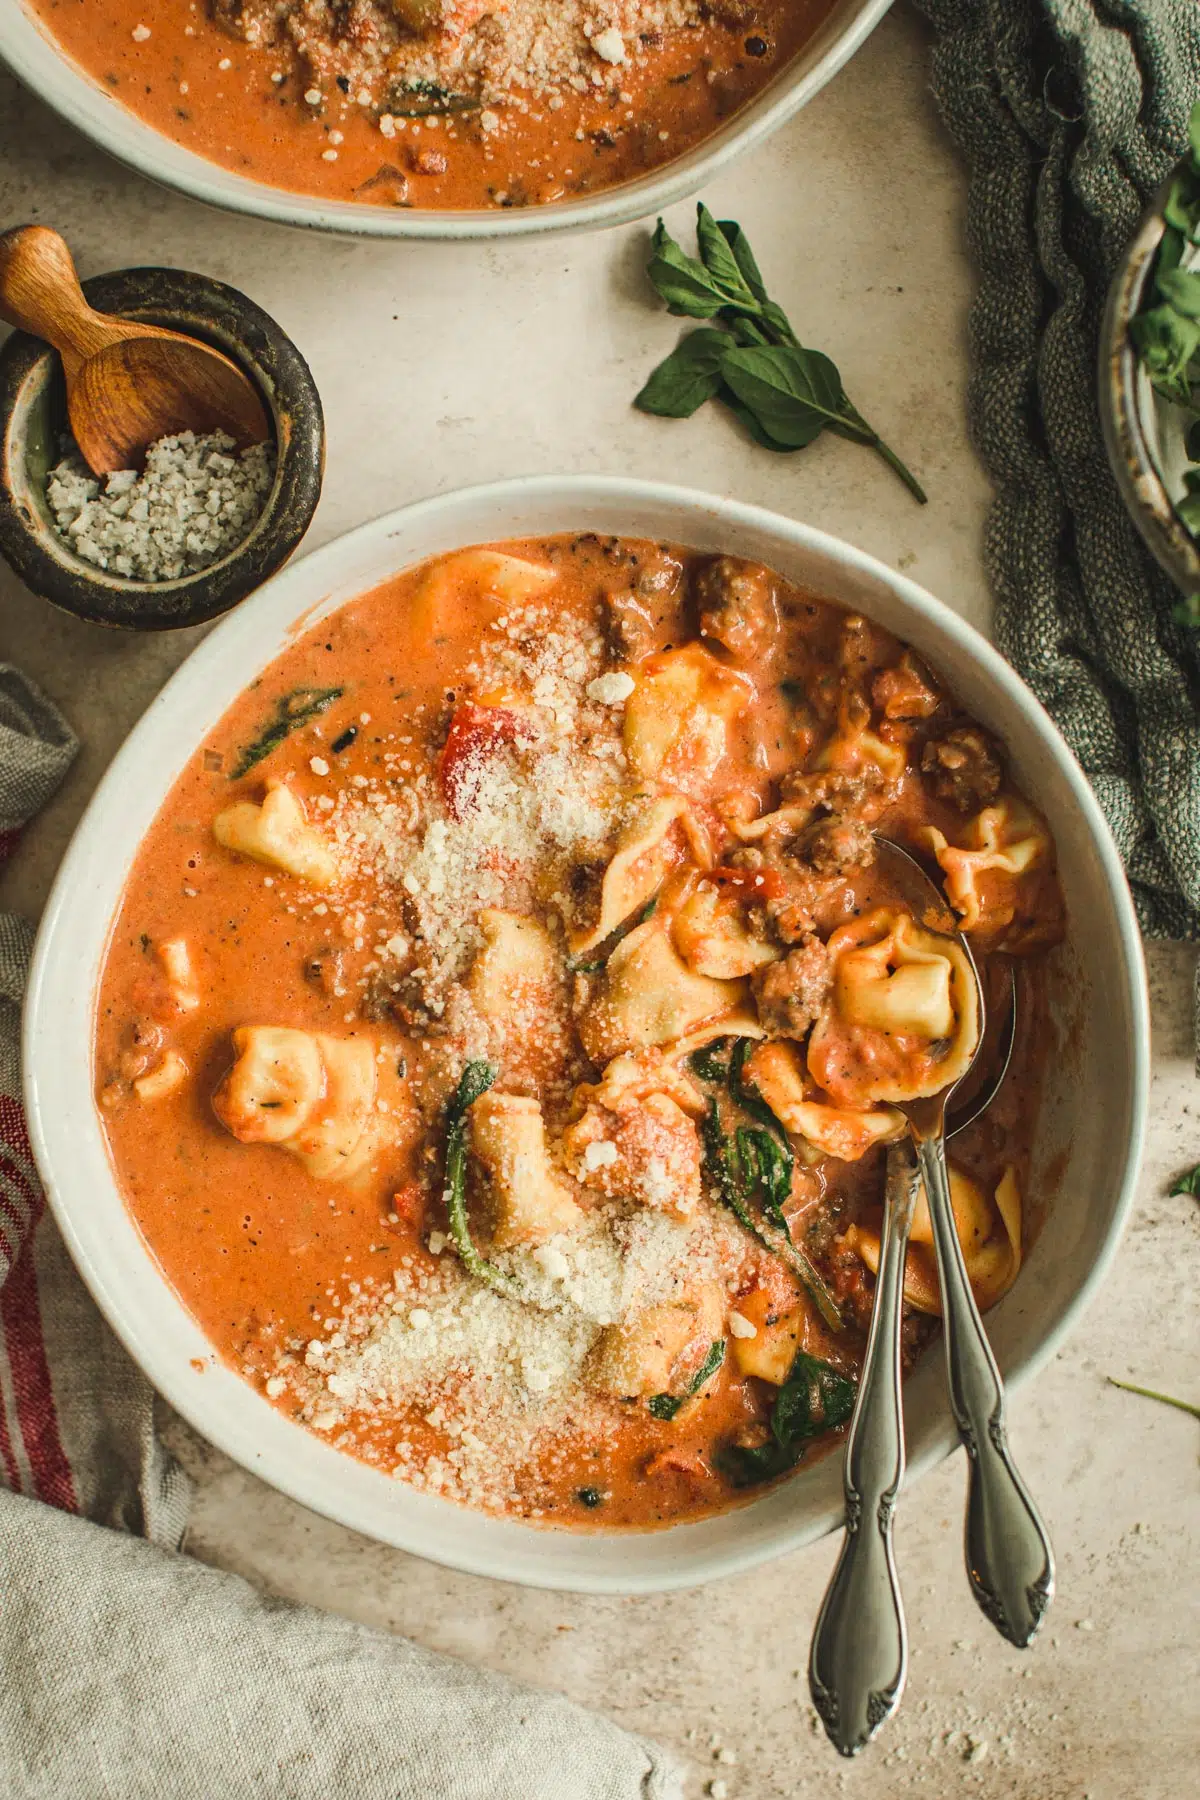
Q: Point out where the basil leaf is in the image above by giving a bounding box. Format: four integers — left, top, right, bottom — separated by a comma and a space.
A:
696, 203, 757, 305
444, 1061, 514, 1294
646, 218, 730, 318
634, 329, 730, 418
231, 686, 343, 778
718, 387, 796, 453
1169, 1160, 1200, 1196
648, 1339, 727, 1420
720, 342, 846, 449
1130, 304, 1200, 403
716, 217, 767, 299
725, 1349, 858, 1485
1154, 264, 1200, 322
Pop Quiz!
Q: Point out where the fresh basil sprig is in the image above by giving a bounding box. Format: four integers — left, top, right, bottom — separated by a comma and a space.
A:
443, 1061, 516, 1295
724, 1349, 857, 1485
648, 1338, 727, 1421
635, 205, 926, 504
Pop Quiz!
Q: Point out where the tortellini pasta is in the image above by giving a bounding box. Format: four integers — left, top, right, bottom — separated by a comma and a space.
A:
807, 909, 980, 1108
410, 549, 558, 641
563, 1052, 706, 1221
212, 1026, 377, 1181
569, 796, 696, 956
468, 909, 560, 1020
923, 797, 1056, 943
745, 1040, 905, 1163
213, 781, 336, 888
578, 910, 747, 1064
133, 1049, 189, 1103
586, 1283, 725, 1398
623, 643, 752, 788
671, 879, 780, 980
469, 1090, 583, 1249
842, 1163, 1022, 1315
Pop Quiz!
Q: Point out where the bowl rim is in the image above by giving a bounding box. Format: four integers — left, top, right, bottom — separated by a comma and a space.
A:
0, 0, 894, 241
1098, 164, 1200, 596
23, 475, 1151, 1592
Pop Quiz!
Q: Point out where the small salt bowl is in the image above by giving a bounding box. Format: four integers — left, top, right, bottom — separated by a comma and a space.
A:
0, 265, 324, 630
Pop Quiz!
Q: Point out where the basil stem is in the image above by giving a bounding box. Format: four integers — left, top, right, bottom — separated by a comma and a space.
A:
1107, 1377, 1200, 1421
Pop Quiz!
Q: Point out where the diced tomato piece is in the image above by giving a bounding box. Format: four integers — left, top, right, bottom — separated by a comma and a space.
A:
701, 865, 788, 902
388, 1183, 426, 1231
438, 703, 529, 818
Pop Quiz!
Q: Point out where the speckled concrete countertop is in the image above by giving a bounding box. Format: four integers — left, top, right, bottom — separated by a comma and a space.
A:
2, 7, 1197, 1796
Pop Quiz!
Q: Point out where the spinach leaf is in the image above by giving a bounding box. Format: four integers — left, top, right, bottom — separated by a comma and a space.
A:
689, 1037, 732, 1083
700, 1099, 842, 1332
1130, 303, 1200, 406
636, 207, 926, 503
443, 1061, 514, 1294
1107, 1376, 1200, 1421
1169, 1161, 1200, 1197
388, 78, 481, 116
648, 1339, 726, 1420
231, 686, 343, 778
726, 1349, 858, 1484
634, 329, 729, 418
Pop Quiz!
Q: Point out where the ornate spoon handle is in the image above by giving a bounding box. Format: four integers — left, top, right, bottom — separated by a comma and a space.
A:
914, 1132, 1055, 1647
809, 1147, 917, 1756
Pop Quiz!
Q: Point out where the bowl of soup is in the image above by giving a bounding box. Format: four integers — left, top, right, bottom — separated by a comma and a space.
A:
0, 0, 891, 237
24, 475, 1148, 1591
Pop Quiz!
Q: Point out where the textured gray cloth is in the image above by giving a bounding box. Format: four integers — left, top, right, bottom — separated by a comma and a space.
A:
0, 667, 681, 1800
913, 0, 1200, 939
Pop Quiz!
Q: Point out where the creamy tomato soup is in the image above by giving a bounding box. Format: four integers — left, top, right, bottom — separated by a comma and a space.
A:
26, 0, 840, 212
95, 537, 1064, 1528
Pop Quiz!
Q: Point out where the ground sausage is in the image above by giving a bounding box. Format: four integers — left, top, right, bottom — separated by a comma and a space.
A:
921, 725, 1004, 812
795, 814, 876, 874
751, 938, 832, 1038
694, 556, 780, 661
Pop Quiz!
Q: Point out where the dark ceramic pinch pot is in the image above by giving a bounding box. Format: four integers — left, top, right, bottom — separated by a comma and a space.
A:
0, 265, 324, 630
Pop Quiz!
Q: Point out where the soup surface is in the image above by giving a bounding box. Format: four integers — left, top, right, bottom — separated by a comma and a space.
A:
26, 0, 839, 212
96, 535, 1064, 1529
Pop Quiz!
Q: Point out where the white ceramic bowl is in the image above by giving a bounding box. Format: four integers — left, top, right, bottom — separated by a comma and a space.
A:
1, 0, 892, 240
25, 476, 1149, 1593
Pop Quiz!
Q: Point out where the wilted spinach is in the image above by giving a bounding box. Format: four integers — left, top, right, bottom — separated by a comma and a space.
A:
725, 1349, 858, 1485
231, 686, 343, 778
443, 1061, 515, 1295
648, 1339, 727, 1421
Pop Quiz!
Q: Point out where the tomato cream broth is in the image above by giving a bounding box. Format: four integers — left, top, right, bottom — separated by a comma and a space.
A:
27, 0, 839, 213
95, 535, 1065, 1530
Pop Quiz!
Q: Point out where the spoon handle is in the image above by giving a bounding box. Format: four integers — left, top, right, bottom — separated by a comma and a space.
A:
0, 226, 133, 374
809, 1146, 916, 1756
914, 1133, 1055, 1647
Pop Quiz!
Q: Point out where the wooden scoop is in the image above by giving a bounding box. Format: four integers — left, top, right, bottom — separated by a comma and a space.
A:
0, 225, 270, 476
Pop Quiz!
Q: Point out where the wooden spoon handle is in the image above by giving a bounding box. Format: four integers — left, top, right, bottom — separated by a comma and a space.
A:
0, 226, 133, 375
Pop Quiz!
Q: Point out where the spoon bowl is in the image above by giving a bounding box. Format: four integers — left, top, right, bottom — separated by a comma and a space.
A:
0, 226, 269, 474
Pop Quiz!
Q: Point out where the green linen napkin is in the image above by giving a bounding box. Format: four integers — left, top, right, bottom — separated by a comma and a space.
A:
913, 0, 1200, 951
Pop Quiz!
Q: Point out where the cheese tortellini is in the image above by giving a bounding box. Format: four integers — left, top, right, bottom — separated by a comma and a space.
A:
923, 796, 1059, 947
578, 908, 747, 1064
623, 643, 752, 788
807, 909, 980, 1108
745, 1040, 905, 1163
842, 1163, 1023, 1315
212, 1026, 377, 1180
468, 1090, 583, 1249
213, 781, 336, 888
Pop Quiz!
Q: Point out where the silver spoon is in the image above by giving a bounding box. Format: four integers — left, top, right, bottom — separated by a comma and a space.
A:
809, 839, 1052, 1757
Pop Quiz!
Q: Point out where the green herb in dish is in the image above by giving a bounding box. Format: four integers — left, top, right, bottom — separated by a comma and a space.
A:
231, 686, 343, 778
648, 1339, 727, 1421
443, 1061, 515, 1295
725, 1349, 858, 1485
635, 205, 926, 504
700, 1100, 842, 1333
388, 78, 483, 117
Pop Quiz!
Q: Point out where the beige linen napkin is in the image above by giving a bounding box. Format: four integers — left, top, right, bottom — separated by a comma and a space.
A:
0, 663, 682, 1800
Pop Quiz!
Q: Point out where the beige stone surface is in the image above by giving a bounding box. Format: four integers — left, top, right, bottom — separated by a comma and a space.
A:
1, 6, 1197, 1797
